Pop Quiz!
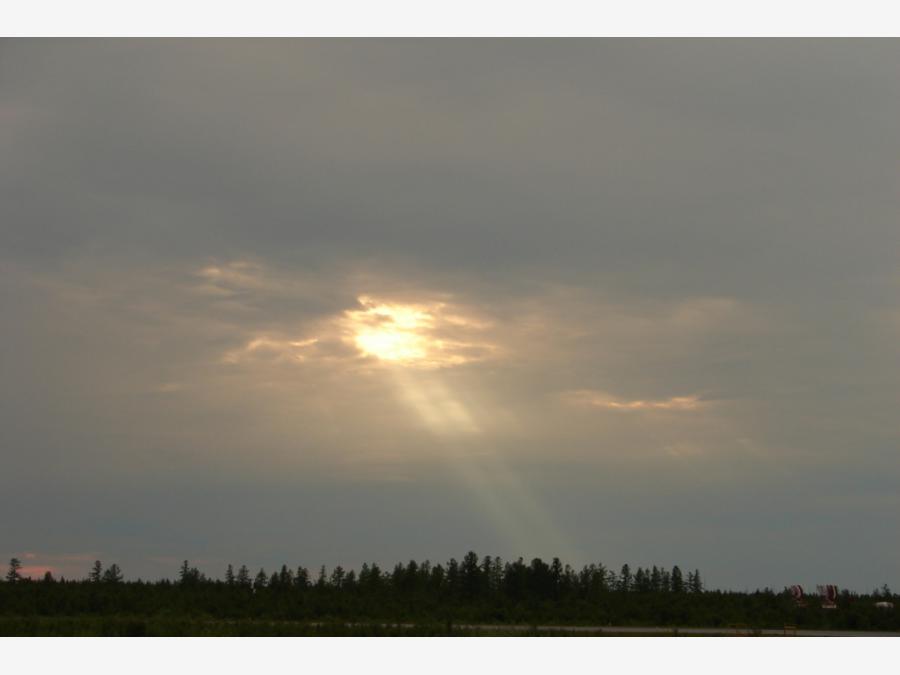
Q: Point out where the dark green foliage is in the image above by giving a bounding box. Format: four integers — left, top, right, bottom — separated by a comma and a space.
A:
671, 565, 684, 593
619, 564, 632, 592
179, 560, 203, 585
689, 569, 703, 594
102, 564, 123, 584
6, 558, 22, 584
236, 565, 250, 587
650, 566, 661, 592
1, 553, 897, 636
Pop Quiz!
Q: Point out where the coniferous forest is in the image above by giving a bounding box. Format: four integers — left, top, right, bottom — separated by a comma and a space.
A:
2, 555, 897, 635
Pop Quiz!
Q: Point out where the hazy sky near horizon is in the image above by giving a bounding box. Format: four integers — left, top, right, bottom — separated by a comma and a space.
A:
2, 39, 899, 590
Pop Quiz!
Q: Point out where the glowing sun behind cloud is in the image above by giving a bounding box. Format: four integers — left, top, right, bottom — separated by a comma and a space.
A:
342, 295, 496, 368
349, 297, 433, 363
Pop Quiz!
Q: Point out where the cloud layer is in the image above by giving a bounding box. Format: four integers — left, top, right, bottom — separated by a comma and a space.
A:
2, 40, 899, 589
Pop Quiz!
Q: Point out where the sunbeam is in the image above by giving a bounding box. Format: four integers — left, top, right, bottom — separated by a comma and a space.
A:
387, 366, 579, 560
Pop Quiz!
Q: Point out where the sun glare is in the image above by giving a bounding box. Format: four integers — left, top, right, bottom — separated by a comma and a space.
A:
342, 295, 492, 368
354, 327, 428, 362
345, 296, 435, 364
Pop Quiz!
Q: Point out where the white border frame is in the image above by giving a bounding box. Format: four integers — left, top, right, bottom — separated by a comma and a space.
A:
3, 0, 900, 36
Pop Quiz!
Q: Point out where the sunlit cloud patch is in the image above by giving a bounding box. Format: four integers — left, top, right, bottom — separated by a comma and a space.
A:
222, 336, 319, 364
562, 389, 705, 412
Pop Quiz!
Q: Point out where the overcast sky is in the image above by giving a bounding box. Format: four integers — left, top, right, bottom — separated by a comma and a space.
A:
2, 39, 899, 590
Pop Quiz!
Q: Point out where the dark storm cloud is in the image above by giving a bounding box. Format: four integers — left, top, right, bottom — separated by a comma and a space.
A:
1, 39, 899, 589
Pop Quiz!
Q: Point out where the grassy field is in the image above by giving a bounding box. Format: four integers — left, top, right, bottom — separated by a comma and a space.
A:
0, 617, 587, 636
7, 617, 889, 637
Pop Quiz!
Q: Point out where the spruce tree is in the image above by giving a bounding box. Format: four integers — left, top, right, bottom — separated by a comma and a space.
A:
690, 569, 703, 594
490, 557, 504, 593
661, 569, 671, 592
236, 565, 251, 587
6, 558, 22, 583
650, 565, 662, 592
89, 560, 103, 583
606, 567, 619, 591
550, 557, 563, 590
620, 564, 632, 592
369, 563, 383, 589
279, 564, 293, 586
671, 565, 684, 593
102, 564, 123, 583
179, 560, 191, 585
461, 552, 482, 597
446, 558, 460, 595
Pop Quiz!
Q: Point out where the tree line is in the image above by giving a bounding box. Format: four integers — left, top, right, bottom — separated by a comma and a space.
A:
6, 554, 703, 596
2, 554, 897, 634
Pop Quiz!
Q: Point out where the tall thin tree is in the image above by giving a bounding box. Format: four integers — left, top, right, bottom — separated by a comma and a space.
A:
6, 558, 22, 583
